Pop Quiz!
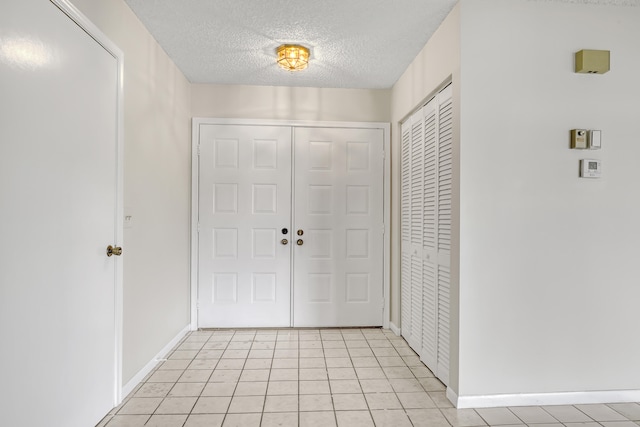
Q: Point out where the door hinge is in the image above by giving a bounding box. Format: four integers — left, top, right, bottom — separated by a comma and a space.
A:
197, 145, 201, 156
197, 222, 200, 233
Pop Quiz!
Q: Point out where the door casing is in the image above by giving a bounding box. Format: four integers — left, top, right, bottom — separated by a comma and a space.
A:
191, 118, 390, 330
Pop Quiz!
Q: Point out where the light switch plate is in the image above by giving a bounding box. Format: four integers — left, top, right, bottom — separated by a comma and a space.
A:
588, 130, 602, 149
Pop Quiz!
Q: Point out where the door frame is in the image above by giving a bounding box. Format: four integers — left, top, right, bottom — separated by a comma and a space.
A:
191, 118, 391, 330
51, 0, 125, 405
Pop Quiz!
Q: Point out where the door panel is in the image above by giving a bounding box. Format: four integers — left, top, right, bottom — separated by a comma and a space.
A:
198, 125, 292, 327
293, 127, 384, 327
0, 1, 119, 425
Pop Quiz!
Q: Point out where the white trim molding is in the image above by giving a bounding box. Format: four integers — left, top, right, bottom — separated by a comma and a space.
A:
453, 389, 640, 409
389, 321, 401, 336
121, 325, 190, 399
447, 387, 459, 407
190, 118, 200, 331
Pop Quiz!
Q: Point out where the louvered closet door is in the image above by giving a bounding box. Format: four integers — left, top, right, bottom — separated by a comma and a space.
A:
408, 111, 424, 352
436, 85, 453, 386
421, 98, 438, 371
400, 123, 412, 342
400, 83, 453, 387
401, 107, 428, 354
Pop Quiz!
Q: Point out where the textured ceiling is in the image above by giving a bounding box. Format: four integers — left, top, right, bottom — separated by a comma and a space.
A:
123, 0, 458, 89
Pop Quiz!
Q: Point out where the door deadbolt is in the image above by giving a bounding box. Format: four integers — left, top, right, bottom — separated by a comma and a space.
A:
281, 239, 289, 245
296, 239, 303, 246
281, 228, 288, 235
297, 229, 304, 236
106, 245, 123, 257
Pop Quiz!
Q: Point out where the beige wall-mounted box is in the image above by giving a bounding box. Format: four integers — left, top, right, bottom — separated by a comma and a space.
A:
575, 49, 610, 74
571, 129, 588, 149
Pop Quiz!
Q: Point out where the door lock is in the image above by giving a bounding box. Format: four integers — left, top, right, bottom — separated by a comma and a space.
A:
297, 229, 304, 236
106, 245, 123, 257
281, 228, 288, 235
281, 239, 289, 245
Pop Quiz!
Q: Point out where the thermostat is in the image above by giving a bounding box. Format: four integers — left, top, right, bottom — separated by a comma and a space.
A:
580, 159, 601, 178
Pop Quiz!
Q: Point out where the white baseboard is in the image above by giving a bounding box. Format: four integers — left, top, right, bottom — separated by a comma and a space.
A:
447, 387, 459, 406
454, 389, 640, 409
389, 321, 401, 336
121, 325, 190, 398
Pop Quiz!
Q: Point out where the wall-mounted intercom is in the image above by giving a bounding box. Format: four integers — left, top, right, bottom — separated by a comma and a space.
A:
580, 159, 601, 178
571, 129, 587, 149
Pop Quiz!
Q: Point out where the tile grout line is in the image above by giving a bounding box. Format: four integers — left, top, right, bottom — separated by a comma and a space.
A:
297, 330, 304, 425
217, 329, 239, 427
322, 329, 340, 427
372, 330, 413, 424
357, 330, 380, 426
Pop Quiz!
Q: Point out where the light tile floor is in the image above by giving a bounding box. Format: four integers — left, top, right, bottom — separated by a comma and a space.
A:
97, 328, 640, 427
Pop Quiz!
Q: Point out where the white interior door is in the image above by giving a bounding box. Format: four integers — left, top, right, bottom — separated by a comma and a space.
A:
198, 125, 292, 327
292, 127, 385, 327
0, 1, 120, 425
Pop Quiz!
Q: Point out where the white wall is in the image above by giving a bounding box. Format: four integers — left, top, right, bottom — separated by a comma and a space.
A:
192, 84, 390, 122
390, 4, 461, 391
70, 0, 192, 384
458, 0, 640, 398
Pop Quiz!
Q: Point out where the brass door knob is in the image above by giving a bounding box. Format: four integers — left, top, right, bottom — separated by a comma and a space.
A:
281, 239, 289, 245
297, 229, 304, 236
106, 245, 123, 257
296, 239, 303, 246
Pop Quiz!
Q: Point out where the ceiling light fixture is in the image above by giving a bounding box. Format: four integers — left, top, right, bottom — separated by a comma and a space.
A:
276, 44, 309, 71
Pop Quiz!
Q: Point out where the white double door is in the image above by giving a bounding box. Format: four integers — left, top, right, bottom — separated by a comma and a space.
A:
198, 124, 384, 327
